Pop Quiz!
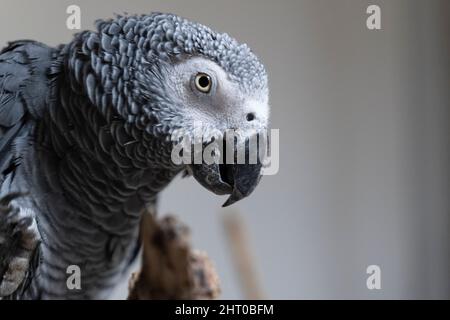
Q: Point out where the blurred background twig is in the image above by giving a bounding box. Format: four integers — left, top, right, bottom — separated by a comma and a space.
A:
222, 211, 265, 300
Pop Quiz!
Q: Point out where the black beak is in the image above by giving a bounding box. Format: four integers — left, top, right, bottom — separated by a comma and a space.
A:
219, 162, 262, 207
190, 136, 264, 207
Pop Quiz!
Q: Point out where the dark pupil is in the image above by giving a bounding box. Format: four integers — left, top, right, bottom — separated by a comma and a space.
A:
198, 76, 210, 88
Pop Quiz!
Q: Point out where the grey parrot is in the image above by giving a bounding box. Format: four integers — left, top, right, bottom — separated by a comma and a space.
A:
0, 12, 269, 299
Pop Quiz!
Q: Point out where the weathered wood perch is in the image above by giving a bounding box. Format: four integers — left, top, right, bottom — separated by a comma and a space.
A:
128, 212, 220, 300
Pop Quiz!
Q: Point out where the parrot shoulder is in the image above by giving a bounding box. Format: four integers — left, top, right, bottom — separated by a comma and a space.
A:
0, 40, 57, 184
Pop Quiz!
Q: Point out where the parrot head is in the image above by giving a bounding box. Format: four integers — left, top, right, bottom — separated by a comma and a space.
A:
74, 13, 269, 206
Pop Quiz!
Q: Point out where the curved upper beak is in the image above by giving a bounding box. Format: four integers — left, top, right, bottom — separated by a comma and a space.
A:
190, 161, 263, 207
220, 162, 262, 207
189, 137, 264, 207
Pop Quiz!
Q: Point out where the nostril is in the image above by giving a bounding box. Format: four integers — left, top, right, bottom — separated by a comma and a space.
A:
246, 113, 255, 122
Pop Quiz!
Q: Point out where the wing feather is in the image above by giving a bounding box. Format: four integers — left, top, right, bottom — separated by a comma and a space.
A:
0, 40, 55, 178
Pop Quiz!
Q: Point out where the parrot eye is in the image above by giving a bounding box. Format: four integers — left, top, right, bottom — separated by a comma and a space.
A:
194, 73, 212, 93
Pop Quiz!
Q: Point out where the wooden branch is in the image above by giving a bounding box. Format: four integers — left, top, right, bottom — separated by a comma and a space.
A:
128, 212, 220, 300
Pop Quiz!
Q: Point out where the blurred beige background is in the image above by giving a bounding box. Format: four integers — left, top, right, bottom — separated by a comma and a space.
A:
1, 0, 449, 299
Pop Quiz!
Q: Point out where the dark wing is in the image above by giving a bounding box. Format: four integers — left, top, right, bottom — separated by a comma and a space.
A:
0, 41, 56, 298
0, 40, 56, 182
